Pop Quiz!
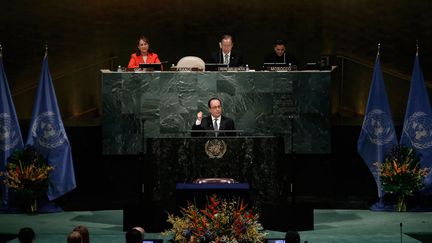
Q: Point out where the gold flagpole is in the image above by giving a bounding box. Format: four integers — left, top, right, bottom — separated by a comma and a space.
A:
45, 42, 48, 57
377, 42, 381, 57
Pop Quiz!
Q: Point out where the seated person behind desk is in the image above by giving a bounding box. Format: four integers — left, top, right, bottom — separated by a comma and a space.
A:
192, 97, 236, 137
127, 35, 162, 69
264, 39, 297, 65
209, 34, 244, 67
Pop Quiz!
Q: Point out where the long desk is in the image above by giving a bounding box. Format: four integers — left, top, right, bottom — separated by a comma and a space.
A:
101, 70, 332, 155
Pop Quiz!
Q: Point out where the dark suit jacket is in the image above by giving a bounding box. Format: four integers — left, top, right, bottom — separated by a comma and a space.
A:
191, 115, 236, 137
209, 50, 244, 67
264, 52, 297, 65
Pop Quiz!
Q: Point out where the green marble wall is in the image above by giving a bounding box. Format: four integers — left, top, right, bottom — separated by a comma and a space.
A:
102, 70, 331, 155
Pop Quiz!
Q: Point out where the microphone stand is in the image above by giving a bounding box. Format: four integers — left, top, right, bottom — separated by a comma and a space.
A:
400, 222, 403, 243
219, 49, 222, 64
138, 117, 146, 204
288, 111, 298, 204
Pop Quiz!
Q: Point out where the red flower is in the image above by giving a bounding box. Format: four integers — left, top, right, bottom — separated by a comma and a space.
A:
209, 195, 220, 208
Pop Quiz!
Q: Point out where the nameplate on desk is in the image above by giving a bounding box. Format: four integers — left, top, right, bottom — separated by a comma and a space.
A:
138, 63, 162, 71
263, 63, 298, 71
173, 67, 203, 71
218, 66, 247, 71
268, 66, 297, 71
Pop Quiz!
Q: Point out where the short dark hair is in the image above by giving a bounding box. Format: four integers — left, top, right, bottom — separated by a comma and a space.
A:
208, 97, 222, 108
125, 229, 142, 243
273, 39, 286, 46
135, 35, 154, 56
73, 225, 89, 243
285, 230, 300, 243
220, 34, 233, 42
18, 227, 35, 243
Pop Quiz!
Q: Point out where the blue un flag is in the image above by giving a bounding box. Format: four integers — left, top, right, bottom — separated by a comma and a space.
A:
0, 54, 24, 205
400, 53, 432, 195
357, 54, 397, 197
26, 55, 76, 200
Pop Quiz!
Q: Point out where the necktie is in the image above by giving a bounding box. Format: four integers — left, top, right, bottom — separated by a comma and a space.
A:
214, 118, 219, 137
224, 54, 229, 64
214, 118, 219, 131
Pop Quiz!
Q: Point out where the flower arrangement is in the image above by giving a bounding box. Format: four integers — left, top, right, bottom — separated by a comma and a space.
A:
163, 195, 266, 242
375, 145, 430, 211
0, 147, 53, 212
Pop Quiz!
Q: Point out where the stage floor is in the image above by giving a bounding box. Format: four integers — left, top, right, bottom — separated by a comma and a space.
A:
0, 209, 431, 242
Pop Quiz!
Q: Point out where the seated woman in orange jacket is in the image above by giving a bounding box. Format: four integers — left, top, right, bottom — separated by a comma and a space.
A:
127, 35, 162, 69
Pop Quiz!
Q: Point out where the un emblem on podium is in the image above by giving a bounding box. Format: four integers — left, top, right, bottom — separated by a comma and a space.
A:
205, 139, 227, 159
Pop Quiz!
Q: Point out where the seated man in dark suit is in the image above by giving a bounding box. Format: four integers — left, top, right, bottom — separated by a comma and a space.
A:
192, 97, 236, 137
209, 34, 244, 67
264, 39, 297, 65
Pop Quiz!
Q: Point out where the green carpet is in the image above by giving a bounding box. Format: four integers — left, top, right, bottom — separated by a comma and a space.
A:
1, 209, 431, 242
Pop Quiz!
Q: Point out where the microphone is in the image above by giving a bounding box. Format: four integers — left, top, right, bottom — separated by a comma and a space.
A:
400, 222, 403, 243
283, 52, 286, 64
219, 43, 223, 64
219, 49, 222, 64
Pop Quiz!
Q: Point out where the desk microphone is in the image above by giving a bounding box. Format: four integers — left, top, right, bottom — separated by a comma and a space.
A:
219, 49, 222, 64
284, 52, 286, 64
219, 42, 222, 63
400, 222, 403, 243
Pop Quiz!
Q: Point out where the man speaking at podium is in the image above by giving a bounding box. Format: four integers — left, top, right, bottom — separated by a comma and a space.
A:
192, 97, 236, 137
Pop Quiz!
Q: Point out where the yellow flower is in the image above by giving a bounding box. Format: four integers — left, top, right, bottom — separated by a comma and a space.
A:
163, 195, 266, 242
376, 146, 431, 197
2, 148, 54, 198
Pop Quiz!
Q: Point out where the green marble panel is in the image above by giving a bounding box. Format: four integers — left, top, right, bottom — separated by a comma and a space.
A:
102, 71, 332, 154
253, 73, 274, 93
196, 73, 217, 92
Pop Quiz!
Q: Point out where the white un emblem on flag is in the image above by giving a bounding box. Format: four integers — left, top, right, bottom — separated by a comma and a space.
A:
31, 111, 66, 149
0, 113, 21, 151
403, 112, 432, 150
363, 109, 395, 146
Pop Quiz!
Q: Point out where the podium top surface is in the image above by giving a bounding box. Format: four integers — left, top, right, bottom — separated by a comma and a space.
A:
176, 183, 250, 190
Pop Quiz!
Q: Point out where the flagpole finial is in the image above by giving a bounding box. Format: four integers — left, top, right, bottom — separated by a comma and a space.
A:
44, 42, 48, 57
377, 42, 381, 57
